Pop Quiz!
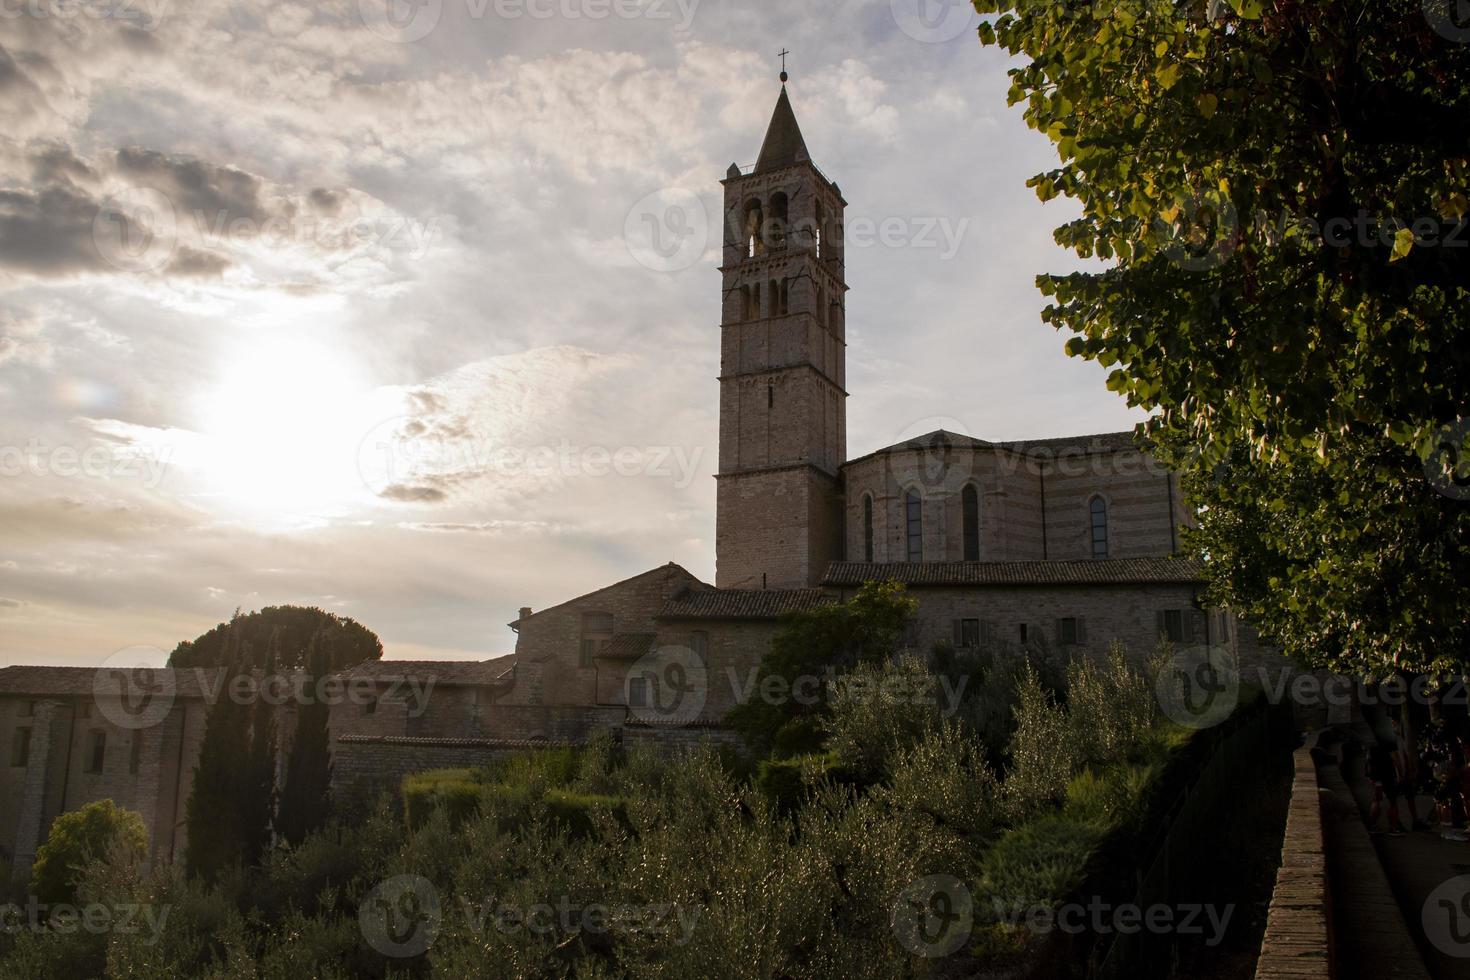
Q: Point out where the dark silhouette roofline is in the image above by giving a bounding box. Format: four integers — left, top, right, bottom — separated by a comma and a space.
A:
755, 86, 810, 173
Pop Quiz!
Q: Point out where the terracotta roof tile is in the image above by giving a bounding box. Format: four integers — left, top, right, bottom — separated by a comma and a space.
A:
659, 588, 833, 621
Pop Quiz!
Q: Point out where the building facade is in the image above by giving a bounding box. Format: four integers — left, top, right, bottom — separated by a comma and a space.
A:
0, 80, 1283, 868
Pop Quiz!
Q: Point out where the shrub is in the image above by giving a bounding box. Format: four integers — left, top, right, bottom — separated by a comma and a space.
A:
879, 722, 1000, 841
543, 789, 630, 838
824, 654, 943, 780
980, 814, 1106, 915
1064, 644, 1158, 767
402, 768, 490, 830
30, 799, 148, 905
1000, 665, 1078, 823
1063, 765, 1159, 832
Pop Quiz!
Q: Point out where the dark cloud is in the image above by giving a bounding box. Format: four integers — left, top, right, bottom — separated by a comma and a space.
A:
0, 184, 112, 276
29, 143, 97, 186
308, 188, 345, 216
0, 598, 24, 611
379, 485, 450, 503
165, 245, 230, 278
115, 147, 267, 224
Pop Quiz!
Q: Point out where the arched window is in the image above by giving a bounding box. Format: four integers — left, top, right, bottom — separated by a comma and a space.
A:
769, 191, 789, 247
905, 489, 923, 562
743, 199, 764, 257
863, 494, 874, 562
962, 485, 981, 561
1089, 496, 1109, 558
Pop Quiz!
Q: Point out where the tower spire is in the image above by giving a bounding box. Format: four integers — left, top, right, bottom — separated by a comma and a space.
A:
754, 84, 809, 173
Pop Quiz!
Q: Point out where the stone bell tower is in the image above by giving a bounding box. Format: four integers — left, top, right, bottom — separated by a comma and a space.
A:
714, 80, 848, 589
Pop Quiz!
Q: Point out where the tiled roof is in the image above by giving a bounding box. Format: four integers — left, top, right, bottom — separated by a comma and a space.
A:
0, 665, 226, 698
599, 634, 657, 662
509, 562, 705, 628
659, 588, 834, 621
338, 655, 516, 687
822, 557, 1206, 588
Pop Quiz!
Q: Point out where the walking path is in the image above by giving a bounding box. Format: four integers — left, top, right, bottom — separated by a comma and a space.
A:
1330, 720, 1470, 980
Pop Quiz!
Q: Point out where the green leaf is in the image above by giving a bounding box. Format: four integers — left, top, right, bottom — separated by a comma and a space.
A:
1390, 227, 1415, 263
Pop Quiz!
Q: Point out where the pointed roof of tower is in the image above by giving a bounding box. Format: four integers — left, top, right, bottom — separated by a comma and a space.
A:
755, 86, 810, 173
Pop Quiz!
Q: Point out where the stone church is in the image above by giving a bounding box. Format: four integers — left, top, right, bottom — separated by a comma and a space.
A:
0, 82, 1277, 869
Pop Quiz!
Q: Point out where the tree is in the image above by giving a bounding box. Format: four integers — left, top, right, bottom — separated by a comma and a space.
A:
975, 0, 1470, 672
30, 800, 147, 905
168, 605, 382, 673
275, 627, 335, 846
183, 628, 278, 880
726, 580, 918, 757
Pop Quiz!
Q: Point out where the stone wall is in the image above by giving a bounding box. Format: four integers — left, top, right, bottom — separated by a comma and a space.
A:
330, 735, 587, 808
1254, 738, 1331, 980
501, 564, 704, 710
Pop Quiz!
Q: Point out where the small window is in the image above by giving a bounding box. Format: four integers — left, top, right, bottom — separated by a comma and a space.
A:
905, 490, 923, 562
80, 702, 92, 719
364, 697, 378, 716
863, 495, 875, 562
1057, 617, 1086, 646
20, 701, 34, 719
1019, 623, 1029, 645
962, 485, 981, 561
628, 676, 652, 709
85, 731, 106, 774
129, 735, 142, 775
1089, 496, 1109, 558
11, 728, 31, 768
690, 631, 709, 658
955, 619, 981, 649
1161, 609, 1185, 643
768, 384, 775, 409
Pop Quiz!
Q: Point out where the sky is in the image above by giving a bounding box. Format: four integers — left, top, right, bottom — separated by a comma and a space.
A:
0, 0, 1147, 666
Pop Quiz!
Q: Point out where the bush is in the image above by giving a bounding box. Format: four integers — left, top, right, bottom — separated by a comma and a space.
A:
402, 768, 491, 830
979, 814, 1106, 915
1063, 765, 1159, 832
824, 654, 944, 781
543, 789, 631, 838
1000, 665, 1078, 823
1064, 644, 1158, 767
879, 722, 1000, 841
30, 799, 147, 905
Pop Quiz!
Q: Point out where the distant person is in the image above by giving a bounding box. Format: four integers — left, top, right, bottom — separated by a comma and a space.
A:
1369, 735, 1412, 836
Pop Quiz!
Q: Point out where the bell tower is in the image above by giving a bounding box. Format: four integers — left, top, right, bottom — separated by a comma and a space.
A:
715, 79, 848, 589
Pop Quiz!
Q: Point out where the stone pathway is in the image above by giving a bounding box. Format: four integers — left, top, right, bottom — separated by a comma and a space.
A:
1333, 721, 1470, 980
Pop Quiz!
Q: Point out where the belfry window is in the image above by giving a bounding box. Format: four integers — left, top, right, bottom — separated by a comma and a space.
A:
905, 490, 923, 562
743, 199, 764, 257
962, 485, 981, 561
1089, 496, 1109, 558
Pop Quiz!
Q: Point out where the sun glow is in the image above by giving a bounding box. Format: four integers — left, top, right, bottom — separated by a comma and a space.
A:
197, 333, 378, 521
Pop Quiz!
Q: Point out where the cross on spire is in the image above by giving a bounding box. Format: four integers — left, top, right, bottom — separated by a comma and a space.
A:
778, 48, 790, 84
